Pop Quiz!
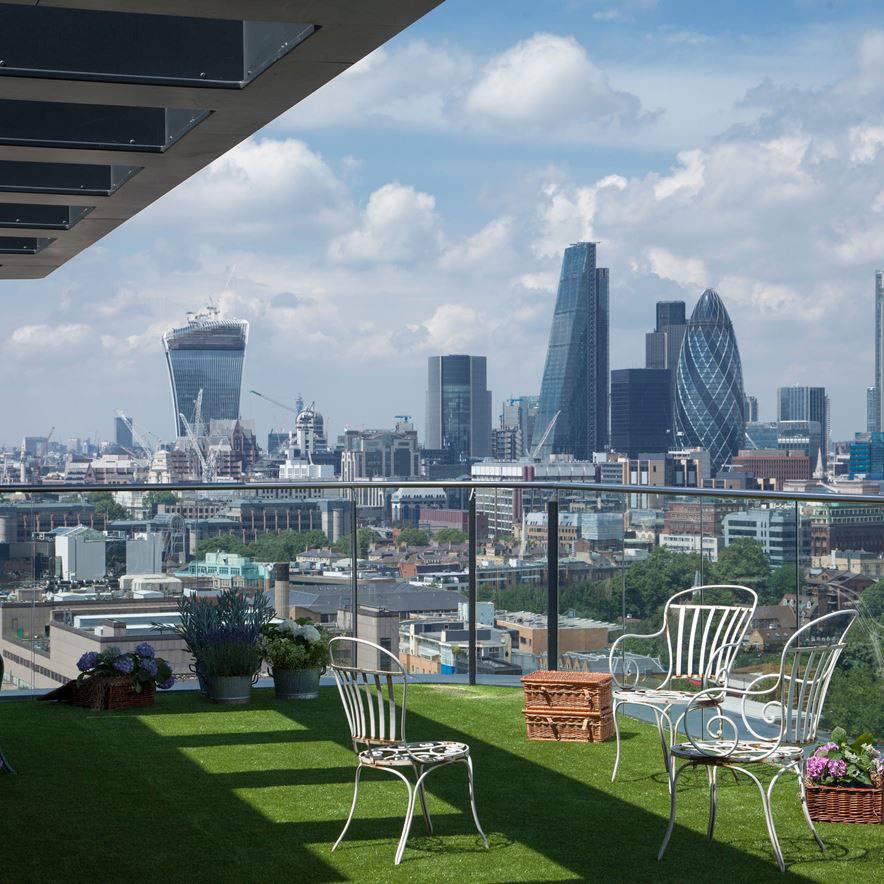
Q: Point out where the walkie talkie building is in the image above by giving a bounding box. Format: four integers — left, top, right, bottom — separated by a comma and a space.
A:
674, 288, 745, 474
163, 307, 249, 437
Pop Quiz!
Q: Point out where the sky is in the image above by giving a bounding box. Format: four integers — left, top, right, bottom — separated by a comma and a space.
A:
4, 0, 884, 446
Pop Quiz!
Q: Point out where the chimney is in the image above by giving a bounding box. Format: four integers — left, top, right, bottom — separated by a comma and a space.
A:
99, 619, 127, 637
274, 562, 290, 620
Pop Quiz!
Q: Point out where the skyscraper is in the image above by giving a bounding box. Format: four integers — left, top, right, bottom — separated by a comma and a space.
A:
868, 386, 879, 435
500, 395, 539, 456
163, 306, 248, 437
114, 414, 133, 451
425, 355, 492, 461
645, 301, 687, 375
777, 386, 829, 466
533, 242, 609, 459
743, 394, 758, 423
876, 270, 884, 432
674, 289, 745, 474
610, 368, 672, 457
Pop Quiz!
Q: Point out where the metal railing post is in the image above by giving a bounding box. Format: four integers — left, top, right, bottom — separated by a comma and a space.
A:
468, 491, 477, 686
795, 501, 801, 631
350, 497, 358, 639
547, 496, 559, 671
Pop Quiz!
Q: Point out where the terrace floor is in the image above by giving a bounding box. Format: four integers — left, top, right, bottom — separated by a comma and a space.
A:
1, 685, 881, 882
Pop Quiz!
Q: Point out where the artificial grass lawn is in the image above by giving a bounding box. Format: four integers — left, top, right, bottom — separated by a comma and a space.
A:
1, 685, 882, 883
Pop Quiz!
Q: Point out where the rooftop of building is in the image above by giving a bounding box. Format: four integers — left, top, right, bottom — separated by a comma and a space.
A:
495, 610, 620, 631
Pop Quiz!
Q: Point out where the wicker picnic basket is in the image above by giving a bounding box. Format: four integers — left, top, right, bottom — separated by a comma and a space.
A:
804, 782, 883, 824
521, 671, 613, 713
522, 709, 614, 743
40, 677, 156, 711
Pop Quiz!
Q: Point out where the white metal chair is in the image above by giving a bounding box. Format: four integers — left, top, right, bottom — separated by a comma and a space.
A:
328, 636, 489, 865
609, 585, 758, 785
658, 608, 858, 873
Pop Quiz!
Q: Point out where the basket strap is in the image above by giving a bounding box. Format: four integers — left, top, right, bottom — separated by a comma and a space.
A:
543, 716, 561, 740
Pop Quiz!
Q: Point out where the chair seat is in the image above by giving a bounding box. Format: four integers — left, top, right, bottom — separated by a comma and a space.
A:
670, 740, 804, 765
614, 688, 721, 707
359, 740, 470, 767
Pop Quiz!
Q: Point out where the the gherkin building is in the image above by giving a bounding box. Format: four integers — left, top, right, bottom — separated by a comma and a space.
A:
674, 288, 745, 474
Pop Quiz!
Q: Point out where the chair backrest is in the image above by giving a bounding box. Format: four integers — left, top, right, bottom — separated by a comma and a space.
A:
774, 608, 857, 745
329, 636, 407, 750
662, 585, 757, 685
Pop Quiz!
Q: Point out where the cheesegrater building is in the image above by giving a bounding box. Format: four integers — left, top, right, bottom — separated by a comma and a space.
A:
163, 306, 249, 437
533, 242, 609, 459
674, 288, 745, 474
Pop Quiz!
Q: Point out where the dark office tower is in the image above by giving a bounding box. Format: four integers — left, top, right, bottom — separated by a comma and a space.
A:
425, 355, 492, 461
610, 369, 672, 457
674, 289, 745, 473
743, 394, 758, 423
777, 386, 829, 466
114, 414, 133, 451
534, 242, 609, 459
163, 306, 249, 437
875, 270, 884, 432
868, 386, 879, 435
645, 301, 687, 371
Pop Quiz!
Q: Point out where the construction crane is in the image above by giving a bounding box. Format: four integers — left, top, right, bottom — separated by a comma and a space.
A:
530, 410, 561, 460
249, 389, 300, 415
178, 412, 211, 481
116, 411, 157, 459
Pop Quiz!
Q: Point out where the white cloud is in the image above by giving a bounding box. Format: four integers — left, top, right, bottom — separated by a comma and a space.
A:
647, 248, 708, 288
328, 182, 442, 265
654, 150, 705, 200
439, 216, 514, 270
465, 34, 654, 134
9, 324, 93, 350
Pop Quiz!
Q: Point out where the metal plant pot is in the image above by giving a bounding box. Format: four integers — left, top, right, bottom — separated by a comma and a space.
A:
272, 667, 322, 700
207, 674, 256, 705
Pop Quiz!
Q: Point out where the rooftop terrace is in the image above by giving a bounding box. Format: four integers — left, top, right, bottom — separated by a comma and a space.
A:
1, 685, 880, 882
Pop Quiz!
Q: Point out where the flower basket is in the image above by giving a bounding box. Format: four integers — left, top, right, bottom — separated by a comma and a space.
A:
521, 671, 613, 713
75, 676, 156, 711
805, 783, 883, 824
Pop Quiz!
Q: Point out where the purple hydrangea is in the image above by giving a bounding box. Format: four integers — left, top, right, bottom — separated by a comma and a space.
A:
139, 658, 158, 678
158, 674, 176, 690
134, 642, 155, 658
76, 651, 100, 673
827, 759, 848, 779
113, 656, 135, 675
817, 742, 839, 754
806, 755, 828, 779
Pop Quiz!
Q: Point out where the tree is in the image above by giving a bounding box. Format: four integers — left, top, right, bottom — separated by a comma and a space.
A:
859, 580, 884, 618
768, 563, 798, 606
711, 538, 770, 600
332, 528, 374, 557
143, 490, 177, 516
623, 547, 701, 620
434, 528, 466, 545
88, 491, 128, 521
398, 528, 429, 546
196, 534, 250, 557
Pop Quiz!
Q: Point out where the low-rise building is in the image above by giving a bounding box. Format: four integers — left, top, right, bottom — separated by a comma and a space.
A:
723, 507, 810, 567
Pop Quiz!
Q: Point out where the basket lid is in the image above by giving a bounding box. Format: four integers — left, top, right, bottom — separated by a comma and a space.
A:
521, 670, 612, 686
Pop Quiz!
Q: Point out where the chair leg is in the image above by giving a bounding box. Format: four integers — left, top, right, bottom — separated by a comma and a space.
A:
706, 766, 718, 840
464, 756, 490, 849
394, 772, 417, 866
793, 763, 826, 853
611, 701, 623, 783
333, 765, 363, 851
731, 764, 785, 874
652, 707, 674, 794
0, 747, 15, 775
658, 761, 690, 861
411, 762, 433, 835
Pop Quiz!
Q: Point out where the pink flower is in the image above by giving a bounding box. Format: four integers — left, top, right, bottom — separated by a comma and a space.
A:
818, 741, 839, 753
827, 759, 847, 779
806, 755, 828, 779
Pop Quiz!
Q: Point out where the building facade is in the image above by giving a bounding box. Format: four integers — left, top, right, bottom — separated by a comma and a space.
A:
500, 396, 539, 456
163, 306, 248, 437
534, 242, 609, 459
425, 355, 492, 461
777, 386, 829, 466
875, 270, 884, 432
610, 368, 672, 457
674, 288, 745, 473
340, 427, 420, 480
723, 507, 809, 567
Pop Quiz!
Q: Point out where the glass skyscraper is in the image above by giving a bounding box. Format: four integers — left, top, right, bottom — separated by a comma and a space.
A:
777, 385, 829, 467
533, 242, 609, 459
674, 288, 745, 474
874, 271, 884, 432
163, 307, 248, 437
425, 355, 492, 461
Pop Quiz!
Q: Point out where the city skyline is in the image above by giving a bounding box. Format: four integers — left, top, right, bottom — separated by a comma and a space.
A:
3, 1, 884, 444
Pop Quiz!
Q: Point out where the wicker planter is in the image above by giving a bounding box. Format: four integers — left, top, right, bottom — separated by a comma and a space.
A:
523, 709, 614, 743
805, 782, 883, 824
39, 677, 156, 711
522, 671, 613, 713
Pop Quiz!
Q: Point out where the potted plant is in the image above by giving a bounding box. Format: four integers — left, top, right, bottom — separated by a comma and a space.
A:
168, 593, 219, 697
261, 618, 330, 700
804, 727, 883, 824
187, 588, 273, 705
72, 643, 176, 710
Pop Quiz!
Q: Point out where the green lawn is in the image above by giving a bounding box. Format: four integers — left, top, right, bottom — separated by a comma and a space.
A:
1, 685, 881, 882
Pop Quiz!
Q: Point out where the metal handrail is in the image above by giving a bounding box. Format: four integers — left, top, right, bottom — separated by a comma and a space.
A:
3, 478, 884, 506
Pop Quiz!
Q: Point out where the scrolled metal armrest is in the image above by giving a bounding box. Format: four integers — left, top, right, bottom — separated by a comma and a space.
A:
609, 625, 667, 690
702, 640, 743, 688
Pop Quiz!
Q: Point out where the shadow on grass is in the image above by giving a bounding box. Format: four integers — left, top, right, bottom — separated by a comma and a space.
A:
2, 687, 874, 882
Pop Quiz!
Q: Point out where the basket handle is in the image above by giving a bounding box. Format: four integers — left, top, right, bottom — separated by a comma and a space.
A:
543, 716, 561, 740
